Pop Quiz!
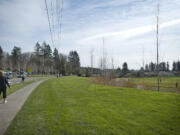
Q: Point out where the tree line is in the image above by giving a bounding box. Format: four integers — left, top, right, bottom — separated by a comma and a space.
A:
0, 44, 179, 76
0, 43, 80, 75
145, 62, 170, 72
144, 61, 180, 72
172, 61, 180, 71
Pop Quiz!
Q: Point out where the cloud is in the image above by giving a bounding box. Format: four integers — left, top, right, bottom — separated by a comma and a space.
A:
0, 0, 180, 69
78, 19, 180, 44
0, 0, 50, 51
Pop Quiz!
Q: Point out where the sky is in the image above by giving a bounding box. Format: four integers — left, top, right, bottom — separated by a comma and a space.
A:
0, 0, 180, 69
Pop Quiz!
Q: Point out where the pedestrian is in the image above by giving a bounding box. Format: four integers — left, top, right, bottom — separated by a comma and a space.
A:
22, 74, 25, 82
176, 82, 178, 88
0, 71, 10, 104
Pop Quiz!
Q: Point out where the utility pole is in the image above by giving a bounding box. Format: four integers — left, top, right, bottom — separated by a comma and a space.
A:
102, 37, 106, 78
102, 38, 105, 70
42, 47, 45, 75
142, 47, 145, 71
90, 49, 94, 75
111, 57, 114, 79
142, 46, 145, 89
156, 0, 160, 92
111, 57, 114, 70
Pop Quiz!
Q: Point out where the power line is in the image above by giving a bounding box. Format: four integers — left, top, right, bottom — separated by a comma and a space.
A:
56, 0, 60, 39
50, 1, 55, 44
59, 0, 64, 40
44, 0, 64, 48
44, 0, 54, 46
56, 0, 62, 39
156, 0, 160, 92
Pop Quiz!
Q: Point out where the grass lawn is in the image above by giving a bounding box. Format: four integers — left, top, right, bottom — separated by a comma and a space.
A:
0, 79, 43, 100
5, 77, 180, 135
117, 77, 180, 92
132, 77, 180, 87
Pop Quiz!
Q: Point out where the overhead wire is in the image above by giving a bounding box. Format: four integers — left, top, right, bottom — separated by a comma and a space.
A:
45, 0, 64, 48
45, 0, 54, 46
56, 0, 61, 39
50, 1, 55, 45
59, 0, 64, 40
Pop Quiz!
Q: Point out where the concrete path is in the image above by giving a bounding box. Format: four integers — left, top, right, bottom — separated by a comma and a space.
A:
0, 80, 46, 135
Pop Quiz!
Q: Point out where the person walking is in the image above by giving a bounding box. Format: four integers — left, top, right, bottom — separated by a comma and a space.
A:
22, 74, 25, 82
0, 71, 10, 104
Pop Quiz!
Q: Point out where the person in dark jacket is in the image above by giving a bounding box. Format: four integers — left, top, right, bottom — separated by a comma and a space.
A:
0, 71, 10, 104
22, 74, 25, 82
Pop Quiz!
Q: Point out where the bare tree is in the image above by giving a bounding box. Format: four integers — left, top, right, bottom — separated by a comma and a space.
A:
99, 38, 108, 77
156, 0, 160, 92
142, 46, 145, 88
111, 57, 115, 78
90, 48, 94, 75
20, 53, 31, 71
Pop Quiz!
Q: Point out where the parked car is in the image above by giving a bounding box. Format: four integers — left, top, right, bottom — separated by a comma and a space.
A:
18, 74, 23, 78
18, 72, 27, 78
5, 72, 13, 79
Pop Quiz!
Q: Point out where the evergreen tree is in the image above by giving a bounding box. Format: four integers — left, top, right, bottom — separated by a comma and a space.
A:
149, 62, 155, 71
122, 62, 128, 74
68, 51, 80, 75
0, 46, 3, 69
34, 42, 42, 72
166, 62, 169, 71
53, 48, 60, 73
172, 61, 176, 71
35, 42, 41, 56
59, 54, 66, 75
177, 61, 180, 71
11, 46, 21, 71
145, 64, 149, 71
41, 42, 52, 58
159, 62, 166, 71
0, 46, 3, 60
53, 48, 59, 60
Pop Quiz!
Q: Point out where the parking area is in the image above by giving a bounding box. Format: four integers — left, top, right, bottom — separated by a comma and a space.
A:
8, 77, 43, 85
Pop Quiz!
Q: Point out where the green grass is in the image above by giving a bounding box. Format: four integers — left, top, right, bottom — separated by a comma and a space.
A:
118, 77, 180, 92
5, 77, 180, 135
132, 77, 180, 87
0, 79, 42, 100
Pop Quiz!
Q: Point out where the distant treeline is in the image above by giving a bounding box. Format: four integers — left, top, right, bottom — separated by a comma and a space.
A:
144, 61, 180, 72
0, 43, 80, 75
0, 44, 179, 76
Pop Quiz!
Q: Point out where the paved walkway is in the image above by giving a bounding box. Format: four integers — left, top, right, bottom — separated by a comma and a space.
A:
0, 80, 46, 135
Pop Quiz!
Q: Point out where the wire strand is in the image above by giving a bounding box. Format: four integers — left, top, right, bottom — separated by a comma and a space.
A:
45, 0, 54, 46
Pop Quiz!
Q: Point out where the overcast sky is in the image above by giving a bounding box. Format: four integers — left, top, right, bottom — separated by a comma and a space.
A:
0, 0, 180, 69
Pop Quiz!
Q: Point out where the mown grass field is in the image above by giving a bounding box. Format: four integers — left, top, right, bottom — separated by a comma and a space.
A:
5, 77, 180, 135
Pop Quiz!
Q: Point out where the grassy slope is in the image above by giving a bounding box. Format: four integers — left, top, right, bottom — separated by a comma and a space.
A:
5, 77, 180, 135
0, 79, 42, 100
